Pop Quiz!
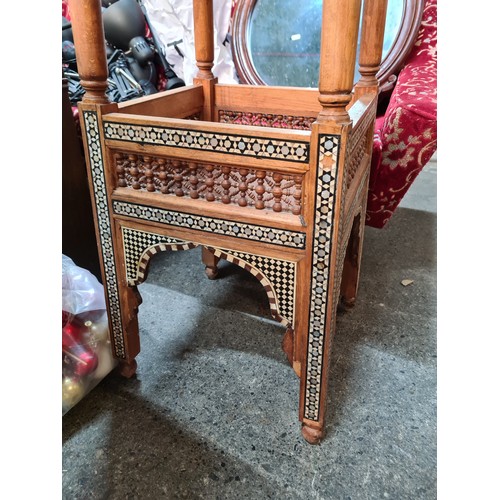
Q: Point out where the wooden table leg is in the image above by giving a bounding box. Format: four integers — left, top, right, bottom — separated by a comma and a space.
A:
202, 246, 220, 279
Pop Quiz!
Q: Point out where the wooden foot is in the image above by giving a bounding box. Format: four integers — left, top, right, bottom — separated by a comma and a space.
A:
118, 359, 137, 378
301, 423, 324, 445
204, 265, 219, 280
341, 296, 357, 309
202, 246, 220, 280
281, 327, 294, 367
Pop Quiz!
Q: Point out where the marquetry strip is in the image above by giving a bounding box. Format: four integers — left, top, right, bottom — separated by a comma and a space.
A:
208, 247, 297, 327
82, 111, 126, 358
112, 200, 307, 249
103, 121, 309, 163
303, 134, 341, 421
121, 227, 198, 285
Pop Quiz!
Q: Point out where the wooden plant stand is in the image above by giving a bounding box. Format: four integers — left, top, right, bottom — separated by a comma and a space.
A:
69, 0, 388, 444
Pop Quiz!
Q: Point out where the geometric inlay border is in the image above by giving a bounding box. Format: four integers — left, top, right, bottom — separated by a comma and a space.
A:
82, 110, 126, 358
103, 121, 310, 164
303, 134, 341, 421
112, 200, 306, 249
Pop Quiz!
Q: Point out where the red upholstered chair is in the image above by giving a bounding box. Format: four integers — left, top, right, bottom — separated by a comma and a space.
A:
365, 0, 437, 228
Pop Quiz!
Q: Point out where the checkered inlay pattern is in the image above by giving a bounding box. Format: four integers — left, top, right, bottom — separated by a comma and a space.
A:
303, 134, 341, 421
119, 225, 297, 326
112, 201, 306, 249
122, 227, 197, 285
82, 111, 126, 358
209, 248, 297, 327
103, 121, 309, 163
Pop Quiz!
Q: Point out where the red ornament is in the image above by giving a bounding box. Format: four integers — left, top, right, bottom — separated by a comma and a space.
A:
62, 310, 73, 328
62, 323, 98, 377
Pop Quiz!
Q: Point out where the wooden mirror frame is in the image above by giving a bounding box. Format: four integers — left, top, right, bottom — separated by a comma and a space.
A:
231, 0, 423, 94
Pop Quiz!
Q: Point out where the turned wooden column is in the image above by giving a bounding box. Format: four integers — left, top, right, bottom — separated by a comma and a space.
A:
317, 0, 362, 124
355, 0, 389, 96
67, 0, 109, 104
193, 0, 215, 79
192, 0, 218, 120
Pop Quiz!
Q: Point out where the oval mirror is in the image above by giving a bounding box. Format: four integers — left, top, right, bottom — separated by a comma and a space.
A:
232, 0, 423, 93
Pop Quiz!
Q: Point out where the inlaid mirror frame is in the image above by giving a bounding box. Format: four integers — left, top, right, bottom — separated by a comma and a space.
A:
231, 0, 424, 95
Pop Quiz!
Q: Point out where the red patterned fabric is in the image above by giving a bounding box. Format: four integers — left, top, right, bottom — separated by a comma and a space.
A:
366, 0, 437, 228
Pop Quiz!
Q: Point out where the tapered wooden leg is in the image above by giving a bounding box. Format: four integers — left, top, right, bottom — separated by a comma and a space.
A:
281, 327, 294, 368
202, 246, 220, 279
115, 284, 141, 378
340, 213, 364, 308
299, 288, 342, 445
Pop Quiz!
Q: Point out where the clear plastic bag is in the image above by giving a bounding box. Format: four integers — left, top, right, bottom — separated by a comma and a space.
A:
62, 255, 117, 415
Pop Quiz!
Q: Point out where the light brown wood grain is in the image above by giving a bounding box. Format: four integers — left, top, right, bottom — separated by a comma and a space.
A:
318, 0, 362, 122
215, 84, 322, 117
193, 0, 215, 79
355, 0, 389, 96
117, 85, 204, 118
68, 0, 108, 103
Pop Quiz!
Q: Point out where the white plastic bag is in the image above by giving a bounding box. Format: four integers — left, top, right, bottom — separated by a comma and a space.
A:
62, 255, 116, 415
62, 255, 106, 316
141, 0, 238, 84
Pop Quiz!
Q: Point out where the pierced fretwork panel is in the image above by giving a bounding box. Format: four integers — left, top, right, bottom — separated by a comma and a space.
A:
219, 110, 315, 131
113, 153, 304, 215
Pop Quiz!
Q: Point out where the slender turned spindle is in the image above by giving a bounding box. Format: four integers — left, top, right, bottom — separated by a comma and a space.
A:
159, 159, 169, 194
205, 165, 215, 201
255, 171, 266, 210
189, 162, 200, 199
193, 0, 215, 79
356, 0, 389, 94
317, 0, 362, 123
68, 0, 109, 104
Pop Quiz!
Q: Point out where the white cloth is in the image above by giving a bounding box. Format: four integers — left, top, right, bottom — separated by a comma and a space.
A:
141, 0, 238, 84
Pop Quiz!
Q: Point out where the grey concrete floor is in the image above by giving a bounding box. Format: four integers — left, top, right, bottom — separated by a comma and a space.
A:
62, 158, 437, 500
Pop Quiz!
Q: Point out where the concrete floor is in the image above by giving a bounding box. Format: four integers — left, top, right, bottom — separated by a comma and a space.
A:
62, 158, 437, 499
